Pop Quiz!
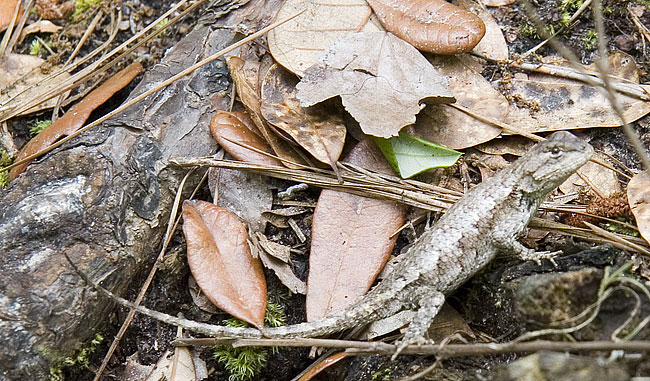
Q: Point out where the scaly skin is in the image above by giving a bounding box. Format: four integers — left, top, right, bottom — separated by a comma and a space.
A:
72, 131, 594, 354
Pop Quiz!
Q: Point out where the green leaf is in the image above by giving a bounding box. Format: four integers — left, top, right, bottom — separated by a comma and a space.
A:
374, 133, 462, 178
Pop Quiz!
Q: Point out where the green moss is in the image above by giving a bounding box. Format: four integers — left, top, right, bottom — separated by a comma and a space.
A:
31, 119, 52, 136
519, 21, 539, 39
49, 333, 104, 381
213, 303, 286, 381
29, 39, 43, 56
0, 149, 13, 188
582, 29, 598, 50
371, 368, 392, 380
72, 0, 101, 21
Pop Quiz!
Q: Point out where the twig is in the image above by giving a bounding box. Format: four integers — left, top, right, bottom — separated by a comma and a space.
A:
170, 337, 650, 356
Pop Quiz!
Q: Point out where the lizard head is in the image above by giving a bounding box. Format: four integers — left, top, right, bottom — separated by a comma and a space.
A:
518, 131, 594, 196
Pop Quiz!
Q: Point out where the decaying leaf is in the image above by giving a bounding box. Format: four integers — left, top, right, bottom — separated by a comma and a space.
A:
145, 348, 197, 381
627, 170, 650, 245
295, 352, 347, 381
0, 53, 71, 118
227, 56, 305, 167
18, 20, 62, 43
208, 166, 273, 234
0, 0, 22, 32
414, 55, 507, 149
560, 153, 620, 198
307, 139, 406, 321
458, 0, 508, 61
254, 232, 307, 295
182, 200, 267, 327
210, 110, 282, 167
367, 0, 485, 54
9, 62, 142, 179
267, 0, 384, 77
35, 0, 75, 20
476, 135, 535, 156
297, 32, 454, 138
504, 58, 650, 133
261, 64, 346, 166
375, 132, 462, 178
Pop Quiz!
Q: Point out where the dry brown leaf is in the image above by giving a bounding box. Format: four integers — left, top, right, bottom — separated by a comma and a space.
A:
261, 64, 346, 166
476, 135, 535, 156
267, 0, 384, 77
0, 0, 22, 32
208, 167, 273, 234
19, 20, 62, 43
254, 233, 307, 295
627, 170, 650, 245
306, 139, 406, 321
458, 0, 508, 61
504, 54, 650, 133
227, 56, 305, 167
296, 352, 347, 381
367, 0, 485, 54
210, 110, 282, 167
0, 53, 71, 117
413, 55, 506, 149
10, 62, 142, 179
35, 0, 75, 20
560, 153, 620, 198
182, 200, 266, 327
145, 349, 196, 381
297, 31, 454, 138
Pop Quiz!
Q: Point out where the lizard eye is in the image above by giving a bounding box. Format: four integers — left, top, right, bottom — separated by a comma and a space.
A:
550, 147, 562, 157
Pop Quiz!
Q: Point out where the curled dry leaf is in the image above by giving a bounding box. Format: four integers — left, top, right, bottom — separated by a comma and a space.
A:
0, 0, 22, 32
414, 55, 506, 149
10, 62, 143, 179
227, 56, 305, 167
0, 53, 71, 119
457, 0, 508, 61
254, 232, 307, 295
307, 139, 406, 321
297, 32, 454, 138
296, 352, 347, 381
35, 0, 75, 20
627, 170, 650, 245
19, 20, 62, 44
145, 348, 196, 381
267, 0, 384, 77
182, 200, 266, 327
261, 64, 346, 166
367, 0, 486, 54
210, 110, 282, 167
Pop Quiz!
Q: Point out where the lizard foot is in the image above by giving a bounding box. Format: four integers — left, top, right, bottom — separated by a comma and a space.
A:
520, 250, 561, 266
391, 335, 429, 361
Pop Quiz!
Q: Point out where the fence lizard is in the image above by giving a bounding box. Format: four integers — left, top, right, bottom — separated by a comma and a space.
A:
69, 131, 594, 356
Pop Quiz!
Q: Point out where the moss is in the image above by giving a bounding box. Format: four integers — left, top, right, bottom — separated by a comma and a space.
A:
31, 119, 52, 136
213, 303, 286, 380
72, 0, 102, 22
49, 333, 104, 381
0, 149, 13, 188
582, 29, 598, 50
29, 39, 43, 56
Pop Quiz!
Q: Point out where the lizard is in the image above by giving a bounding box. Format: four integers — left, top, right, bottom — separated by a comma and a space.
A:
67, 130, 594, 357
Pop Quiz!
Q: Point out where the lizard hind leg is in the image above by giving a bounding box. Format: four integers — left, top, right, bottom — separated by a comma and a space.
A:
391, 289, 445, 360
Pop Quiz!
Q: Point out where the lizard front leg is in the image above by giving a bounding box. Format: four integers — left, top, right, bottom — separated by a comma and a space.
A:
392, 288, 445, 360
493, 231, 559, 265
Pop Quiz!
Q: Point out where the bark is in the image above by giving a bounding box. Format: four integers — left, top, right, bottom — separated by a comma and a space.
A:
0, 0, 278, 378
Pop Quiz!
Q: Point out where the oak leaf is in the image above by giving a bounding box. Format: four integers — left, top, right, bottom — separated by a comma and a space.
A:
182, 200, 266, 327
296, 32, 454, 138
306, 139, 406, 321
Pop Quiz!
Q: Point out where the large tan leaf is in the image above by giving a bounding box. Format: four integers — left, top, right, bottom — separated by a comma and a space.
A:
9, 62, 142, 179
367, 0, 485, 54
296, 31, 454, 138
267, 0, 384, 77
627, 170, 650, 246
182, 200, 266, 327
458, 0, 508, 61
413, 55, 506, 149
306, 139, 406, 321
0, 0, 22, 32
0, 53, 71, 117
261, 64, 346, 166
